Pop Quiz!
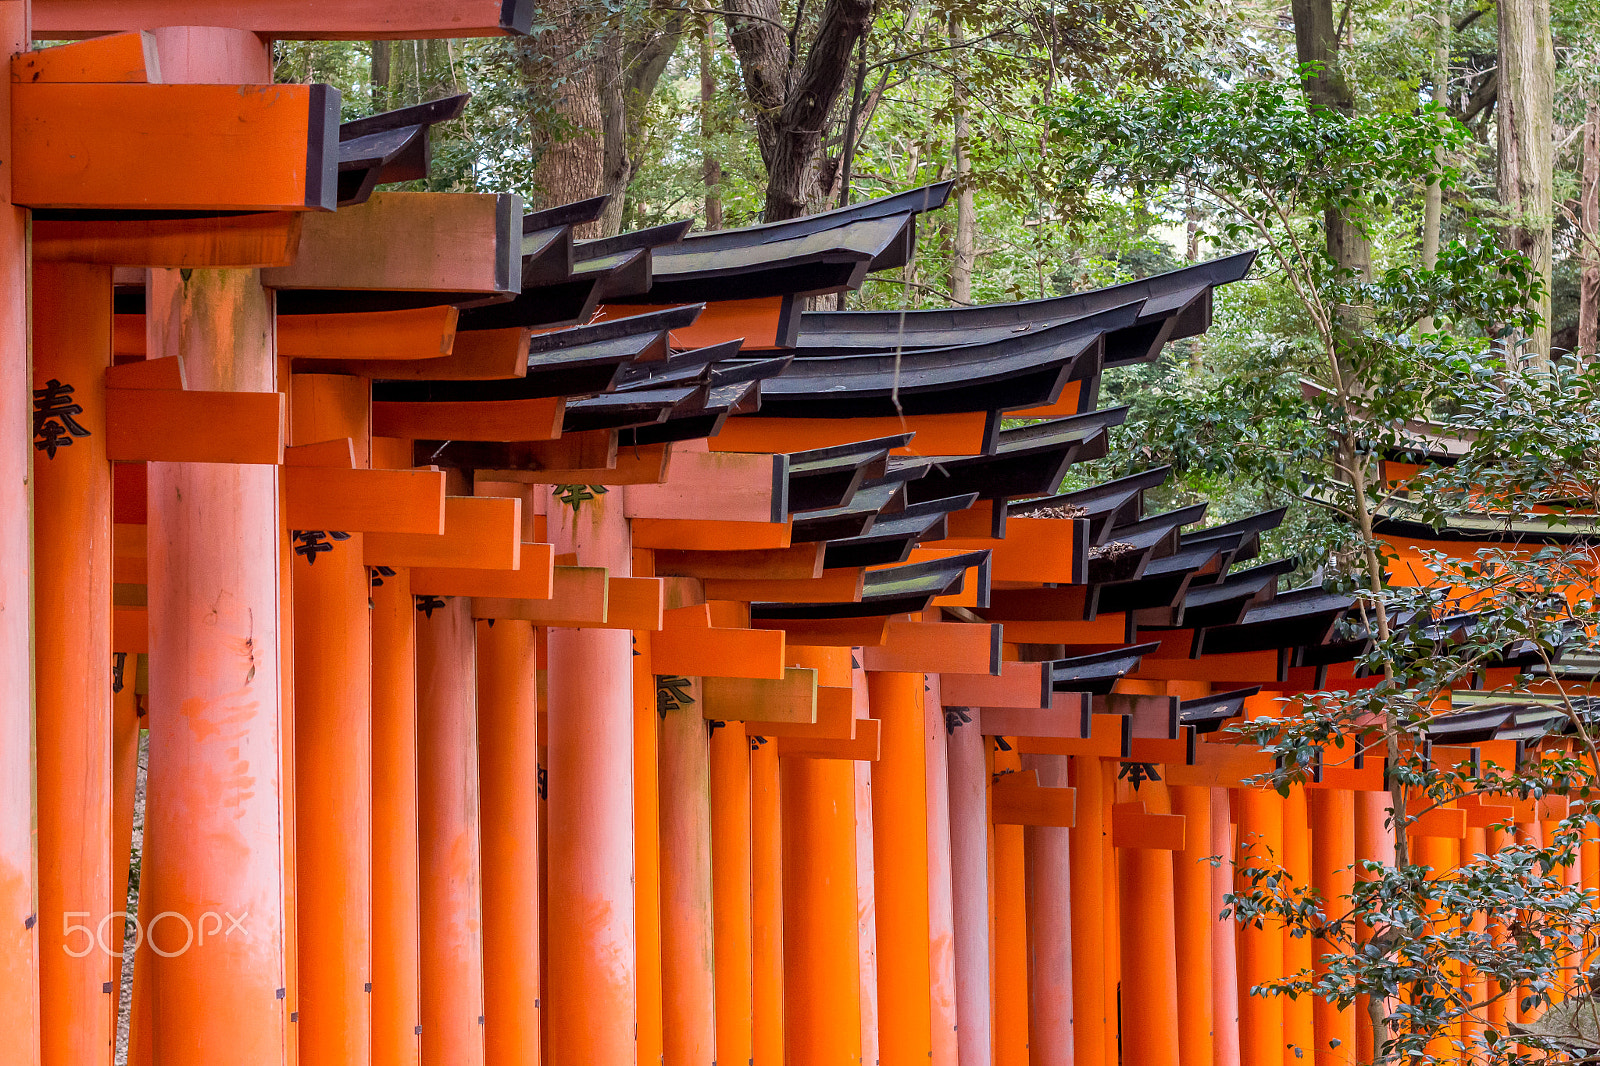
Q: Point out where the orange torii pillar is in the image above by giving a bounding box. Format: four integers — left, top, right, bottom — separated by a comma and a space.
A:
1308, 789, 1355, 1066
416, 597, 485, 1066
110, 659, 140, 1040
1237, 786, 1287, 1066
1068, 755, 1109, 1066
923, 677, 960, 1066
478, 618, 542, 1066
1282, 789, 1313, 1060
992, 742, 1029, 1066
782, 753, 864, 1065
634, 629, 666, 1066
545, 492, 635, 1065
141, 29, 291, 1066
32, 261, 115, 1066
289, 374, 372, 1066
750, 736, 785, 1066
1353, 791, 1394, 1062
1171, 785, 1215, 1066
0, 2, 37, 1058
855, 758, 880, 1066
371, 568, 422, 1066
946, 709, 993, 1066
1116, 782, 1182, 1066
710, 721, 754, 1066
1461, 824, 1487, 1054
660, 674, 718, 1064
1210, 788, 1241, 1066
868, 670, 936, 1066
1025, 753, 1074, 1066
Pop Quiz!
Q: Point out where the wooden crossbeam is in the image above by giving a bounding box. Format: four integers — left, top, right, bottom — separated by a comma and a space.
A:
700, 669, 818, 725
371, 397, 564, 442
991, 771, 1076, 827
786, 645, 854, 689
598, 296, 795, 350
1012, 710, 1129, 758
625, 450, 787, 524
979, 692, 1092, 739
939, 516, 1086, 584
284, 466, 445, 535
13, 30, 156, 81
775, 717, 880, 761
608, 576, 666, 631
13, 82, 338, 210
34, 213, 302, 267
750, 687, 853, 740
753, 615, 889, 648
365, 495, 520, 570
632, 518, 792, 551
1111, 801, 1185, 850
105, 386, 284, 464
650, 627, 786, 680
32, 1, 533, 40
262, 190, 520, 295
990, 613, 1128, 646
709, 412, 992, 458
942, 661, 1050, 709
861, 621, 999, 675
656, 543, 822, 581
471, 565, 607, 625
410, 544, 556, 600
281, 307, 461, 363
702, 567, 864, 604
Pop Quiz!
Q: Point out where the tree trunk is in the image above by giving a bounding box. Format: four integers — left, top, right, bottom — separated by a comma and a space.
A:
1291, 0, 1372, 282
519, 1, 607, 235
722, 0, 874, 222
950, 16, 975, 305
370, 41, 391, 112
1497, 0, 1555, 364
1580, 93, 1600, 358
702, 19, 724, 230
1419, 0, 1448, 333
598, 16, 687, 236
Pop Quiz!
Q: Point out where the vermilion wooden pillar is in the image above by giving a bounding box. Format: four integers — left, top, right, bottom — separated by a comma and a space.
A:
855, 758, 880, 1066
634, 631, 666, 1066
781, 755, 863, 1065
1171, 784, 1214, 1066
478, 619, 542, 1066
1461, 825, 1488, 1054
110, 663, 139, 1039
371, 568, 421, 1066
1210, 789, 1241, 1066
1118, 782, 1181, 1066
1308, 790, 1355, 1066
142, 31, 291, 1066
1352, 791, 1394, 1063
750, 736, 785, 1066
946, 710, 993, 1066
1024, 754, 1073, 1066
33, 261, 115, 1066
0, 6, 39, 1064
924, 677, 959, 1066
1282, 788, 1313, 1059
660, 674, 718, 1065
415, 597, 485, 1066
1068, 755, 1108, 1066
290, 374, 372, 1066
868, 670, 935, 1066
545, 491, 635, 1065
1237, 787, 1286, 1066
992, 742, 1029, 1066
710, 722, 754, 1066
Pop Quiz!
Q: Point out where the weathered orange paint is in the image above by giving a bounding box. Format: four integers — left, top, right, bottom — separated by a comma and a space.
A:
750, 736, 785, 1066
1171, 784, 1215, 1066
991, 742, 1029, 1066
1237, 787, 1285, 1066
660, 672, 718, 1065
1025, 754, 1074, 1066
635, 634, 666, 1066
947, 714, 993, 1066
710, 721, 754, 1066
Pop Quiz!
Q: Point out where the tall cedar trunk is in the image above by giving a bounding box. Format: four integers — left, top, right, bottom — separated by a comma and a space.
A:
1581, 94, 1600, 358
721, 0, 874, 222
520, 0, 607, 235
1497, 0, 1555, 363
370, 41, 391, 112
702, 19, 724, 230
950, 16, 975, 305
1292, 0, 1372, 282
597, 16, 687, 236
1419, 0, 1448, 333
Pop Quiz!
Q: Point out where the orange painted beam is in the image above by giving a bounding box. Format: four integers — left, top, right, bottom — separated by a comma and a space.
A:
657, 543, 823, 580
13, 30, 155, 81
32, 0, 530, 39
371, 569, 422, 1066
626, 449, 787, 524
471, 565, 607, 626
788, 644, 855, 688
279, 306, 460, 362
941, 660, 1049, 709
416, 599, 486, 1066
940, 515, 1085, 584
34, 213, 302, 267
704, 567, 865, 604
651, 626, 786, 680
371, 397, 564, 442
261, 192, 519, 294
632, 517, 793, 551
757, 615, 890, 647
607, 575, 666, 630
286, 466, 446, 534
994, 613, 1127, 646
33, 261, 116, 1066
410, 544, 557, 600
702, 668, 819, 724
775, 717, 882, 760
13, 82, 336, 210
710, 412, 992, 457
366, 495, 521, 570
991, 775, 1075, 826
755, 686, 854, 740
105, 386, 285, 464
599, 296, 792, 349
478, 620, 542, 1066
861, 621, 998, 675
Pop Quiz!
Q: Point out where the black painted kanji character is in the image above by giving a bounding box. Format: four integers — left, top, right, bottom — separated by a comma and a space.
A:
369, 565, 396, 588
292, 530, 349, 565
944, 706, 972, 734
656, 675, 694, 717
415, 595, 447, 619
111, 652, 127, 695
32, 379, 90, 459
536, 764, 547, 800
1118, 761, 1162, 791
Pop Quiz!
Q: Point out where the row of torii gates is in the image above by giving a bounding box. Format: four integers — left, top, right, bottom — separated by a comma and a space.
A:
0, 5, 1587, 1066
